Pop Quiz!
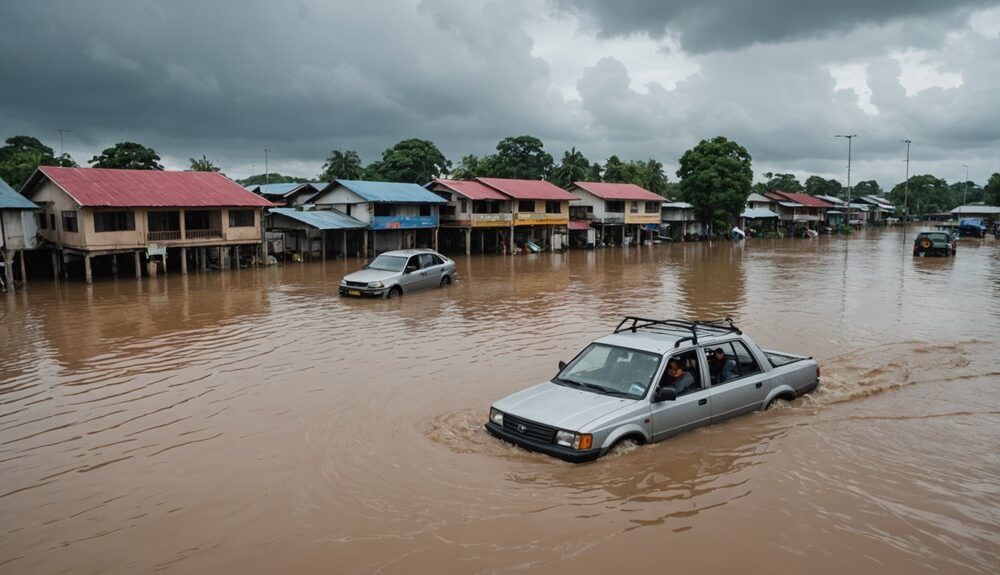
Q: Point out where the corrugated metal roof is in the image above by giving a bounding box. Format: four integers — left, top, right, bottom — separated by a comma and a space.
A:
335, 180, 446, 203
476, 177, 578, 201
951, 205, 1000, 214
741, 208, 778, 218
269, 208, 366, 230
430, 179, 508, 201
570, 182, 664, 201
815, 195, 846, 205
746, 193, 772, 203
661, 201, 693, 209
776, 201, 805, 208
768, 191, 835, 208
0, 178, 38, 209
32, 167, 273, 208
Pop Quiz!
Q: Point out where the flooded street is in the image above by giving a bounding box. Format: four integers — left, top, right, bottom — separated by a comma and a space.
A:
2, 228, 999, 574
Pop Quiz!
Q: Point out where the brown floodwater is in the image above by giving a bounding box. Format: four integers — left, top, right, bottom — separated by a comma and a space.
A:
2, 228, 999, 574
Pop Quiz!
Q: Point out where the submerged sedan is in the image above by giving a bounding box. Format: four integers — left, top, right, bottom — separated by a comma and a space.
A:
339, 249, 456, 298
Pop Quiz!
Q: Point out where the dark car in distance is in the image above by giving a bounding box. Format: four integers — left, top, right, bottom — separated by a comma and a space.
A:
913, 231, 956, 257
957, 218, 988, 238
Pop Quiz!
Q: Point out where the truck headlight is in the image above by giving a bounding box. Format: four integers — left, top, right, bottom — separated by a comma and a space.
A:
555, 430, 593, 450
340, 279, 347, 286
367, 281, 384, 288
489, 408, 503, 426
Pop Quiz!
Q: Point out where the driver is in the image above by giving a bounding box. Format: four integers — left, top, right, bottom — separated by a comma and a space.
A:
664, 358, 695, 395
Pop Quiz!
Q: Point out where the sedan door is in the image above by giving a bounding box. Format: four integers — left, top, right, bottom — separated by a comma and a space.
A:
417, 253, 443, 289
399, 256, 424, 292
705, 341, 770, 423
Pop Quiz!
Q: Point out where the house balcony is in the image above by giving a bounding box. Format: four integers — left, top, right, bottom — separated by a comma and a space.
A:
514, 213, 568, 226
147, 230, 182, 241
186, 229, 224, 239
471, 213, 513, 227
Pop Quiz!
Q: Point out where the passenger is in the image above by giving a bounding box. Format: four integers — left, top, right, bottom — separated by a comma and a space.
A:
664, 358, 695, 395
709, 348, 737, 385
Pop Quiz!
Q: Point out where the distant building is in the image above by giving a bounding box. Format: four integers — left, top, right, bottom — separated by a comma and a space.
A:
426, 179, 513, 255
266, 207, 367, 260
566, 182, 663, 247
22, 166, 273, 283
472, 178, 576, 252
310, 180, 444, 256
765, 191, 835, 230
246, 182, 327, 207
1, 177, 39, 291
660, 201, 703, 239
855, 195, 895, 224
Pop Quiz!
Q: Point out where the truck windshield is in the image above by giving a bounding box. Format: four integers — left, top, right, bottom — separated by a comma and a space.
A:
555, 343, 661, 399
368, 255, 407, 272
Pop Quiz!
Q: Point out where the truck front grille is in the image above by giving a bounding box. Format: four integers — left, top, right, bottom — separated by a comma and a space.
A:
503, 414, 557, 443
345, 281, 368, 288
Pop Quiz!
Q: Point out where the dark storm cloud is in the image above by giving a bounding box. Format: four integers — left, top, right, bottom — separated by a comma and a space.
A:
553, 0, 997, 52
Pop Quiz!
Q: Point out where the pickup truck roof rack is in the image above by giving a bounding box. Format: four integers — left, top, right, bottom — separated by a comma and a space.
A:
613, 317, 742, 348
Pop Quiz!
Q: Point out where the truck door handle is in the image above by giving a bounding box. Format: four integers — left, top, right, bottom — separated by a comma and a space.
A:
755, 382, 762, 388
698, 398, 707, 406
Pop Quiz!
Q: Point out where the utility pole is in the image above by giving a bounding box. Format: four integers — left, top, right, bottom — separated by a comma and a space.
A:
835, 134, 857, 229
960, 164, 969, 225
264, 149, 271, 185
57, 129, 72, 157
902, 139, 911, 237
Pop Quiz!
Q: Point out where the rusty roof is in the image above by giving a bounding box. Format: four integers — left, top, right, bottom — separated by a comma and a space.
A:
767, 191, 835, 209
430, 179, 508, 201
475, 177, 577, 201
570, 182, 664, 201
29, 166, 273, 208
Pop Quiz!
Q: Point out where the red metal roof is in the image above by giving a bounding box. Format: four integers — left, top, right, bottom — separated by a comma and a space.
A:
571, 182, 664, 201
475, 177, 577, 201
767, 190, 835, 209
431, 179, 508, 201
568, 220, 593, 231
34, 166, 273, 208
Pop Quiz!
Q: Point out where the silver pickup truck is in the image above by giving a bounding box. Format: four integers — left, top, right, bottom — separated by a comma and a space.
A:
485, 317, 819, 463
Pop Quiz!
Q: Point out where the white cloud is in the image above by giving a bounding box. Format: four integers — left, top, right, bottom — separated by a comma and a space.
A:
829, 63, 879, 115
889, 48, 964, 96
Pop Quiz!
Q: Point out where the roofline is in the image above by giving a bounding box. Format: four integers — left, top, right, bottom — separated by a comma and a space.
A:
569, 181, 663, 201
23, 167, 84, 208
475, 177, 578, 201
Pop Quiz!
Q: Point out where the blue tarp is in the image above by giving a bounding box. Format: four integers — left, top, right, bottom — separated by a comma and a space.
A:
269, 208, 366, 230
335, 180, 446, 203
0, 178, 37, 209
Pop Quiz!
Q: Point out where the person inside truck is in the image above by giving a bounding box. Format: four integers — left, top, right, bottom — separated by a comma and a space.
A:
664, 358, 695, 395
708, 347, 738, 384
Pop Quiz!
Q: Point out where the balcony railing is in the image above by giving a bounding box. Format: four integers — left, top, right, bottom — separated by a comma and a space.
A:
147, 230, 182, 241
185, 228, 224, 239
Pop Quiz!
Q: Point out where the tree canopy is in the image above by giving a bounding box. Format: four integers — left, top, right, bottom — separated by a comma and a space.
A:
804, 175, 843, 197
485, 135, 553, 180
550, 147, 591, 188
319, 149, 364, 181
0, 135, 76, 190
756, 172, 803, 194
887, 175, 953, 216
985, 172, 1000, 206
189, 155, 221, 172
90, 142, 163, 170
365, 139, 450, 184
237, 173, 310, 186
676, 136, 753, 230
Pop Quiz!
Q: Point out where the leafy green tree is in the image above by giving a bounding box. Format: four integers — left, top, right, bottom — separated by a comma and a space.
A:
451, 154, 484, 180
676, 136, 753, 231
486, 135, 553, 180
804, 175, 843, 197
888, 175, 953, 216
90, 142, 163, 170
237, 173, 309, 186
762, 172, 803, 193
319, 149, 363, 181
849, 180, 883, 200
637, 159, 669, 196
366, 139, 450, 184
189, 155, 220, 172
0, 135, 75, 189
985, 172, 1000, 206
551, 147, 591, 187
586, 162, 603, 182
948, 180, 982, 204
601, 156, 632, 183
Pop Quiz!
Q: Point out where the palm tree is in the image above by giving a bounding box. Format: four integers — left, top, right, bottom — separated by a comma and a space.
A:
551, 147, 591, 187
189, 155, 220, 172
320, 150, 363, 181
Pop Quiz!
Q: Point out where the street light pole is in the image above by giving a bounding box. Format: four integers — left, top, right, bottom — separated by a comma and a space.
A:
960, 164, 969, 226
264, 149, 270, 185
835, 134, 857, 229
902, 139, 911, 236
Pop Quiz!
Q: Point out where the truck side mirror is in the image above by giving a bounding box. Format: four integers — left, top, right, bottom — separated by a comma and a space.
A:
654, 386, 676, 402
558, 360, 567, 371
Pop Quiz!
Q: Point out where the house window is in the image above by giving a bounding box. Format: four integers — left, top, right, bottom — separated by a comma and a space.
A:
440, 205, 456, 216
38, 213, 47, 230
545, 201, 561, 214
50, 214, 56, 229
460, 199, 468, 213
94, 211, 136, 232
228, 209, 255, 228
630, 202, 639, 213
646, 201, 660, 213
606, 201, 625, 213
518, 200, 535, 212
374, 204, 393, 217
148, 211, 180, 232
419, 205, 431, 217
61, 210, 79, 233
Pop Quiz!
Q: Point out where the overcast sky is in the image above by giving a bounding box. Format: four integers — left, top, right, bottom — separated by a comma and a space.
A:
2, 0, 999, 190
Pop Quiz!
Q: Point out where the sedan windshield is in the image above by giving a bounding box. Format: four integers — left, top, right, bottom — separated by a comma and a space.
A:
555, 343, 661, 399
368, 255, 408, 272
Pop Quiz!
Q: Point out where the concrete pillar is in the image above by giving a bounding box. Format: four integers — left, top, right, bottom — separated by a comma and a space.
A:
135, 251, 142, 279
621, 224, 626, 247
2, 249, 14, 293
433, 228, 439, 251
465, 228, 471, 256
18, 250, 26, 285
84, 254, 93, 284
342, 230, 348, 257
510, 225, 515, 254
199, 248, 208, 272
180, 247, 188, 275
51, 250, 59, 281
321, 231, 327, 260
362, 230, 369, 258
548, 226, 553, 252
111, 254, 118, 277
63, 252, 70, 280
232, 246, 238, 269
480, 230, 485, 253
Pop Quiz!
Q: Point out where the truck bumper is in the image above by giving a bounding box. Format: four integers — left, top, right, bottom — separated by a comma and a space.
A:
484, 422, 603, 463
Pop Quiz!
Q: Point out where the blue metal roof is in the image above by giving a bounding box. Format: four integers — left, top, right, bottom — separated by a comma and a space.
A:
741, 208, 778, 218
269, 207, 366, 230
0, 178, 37, 209
335, 180, 446, 203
